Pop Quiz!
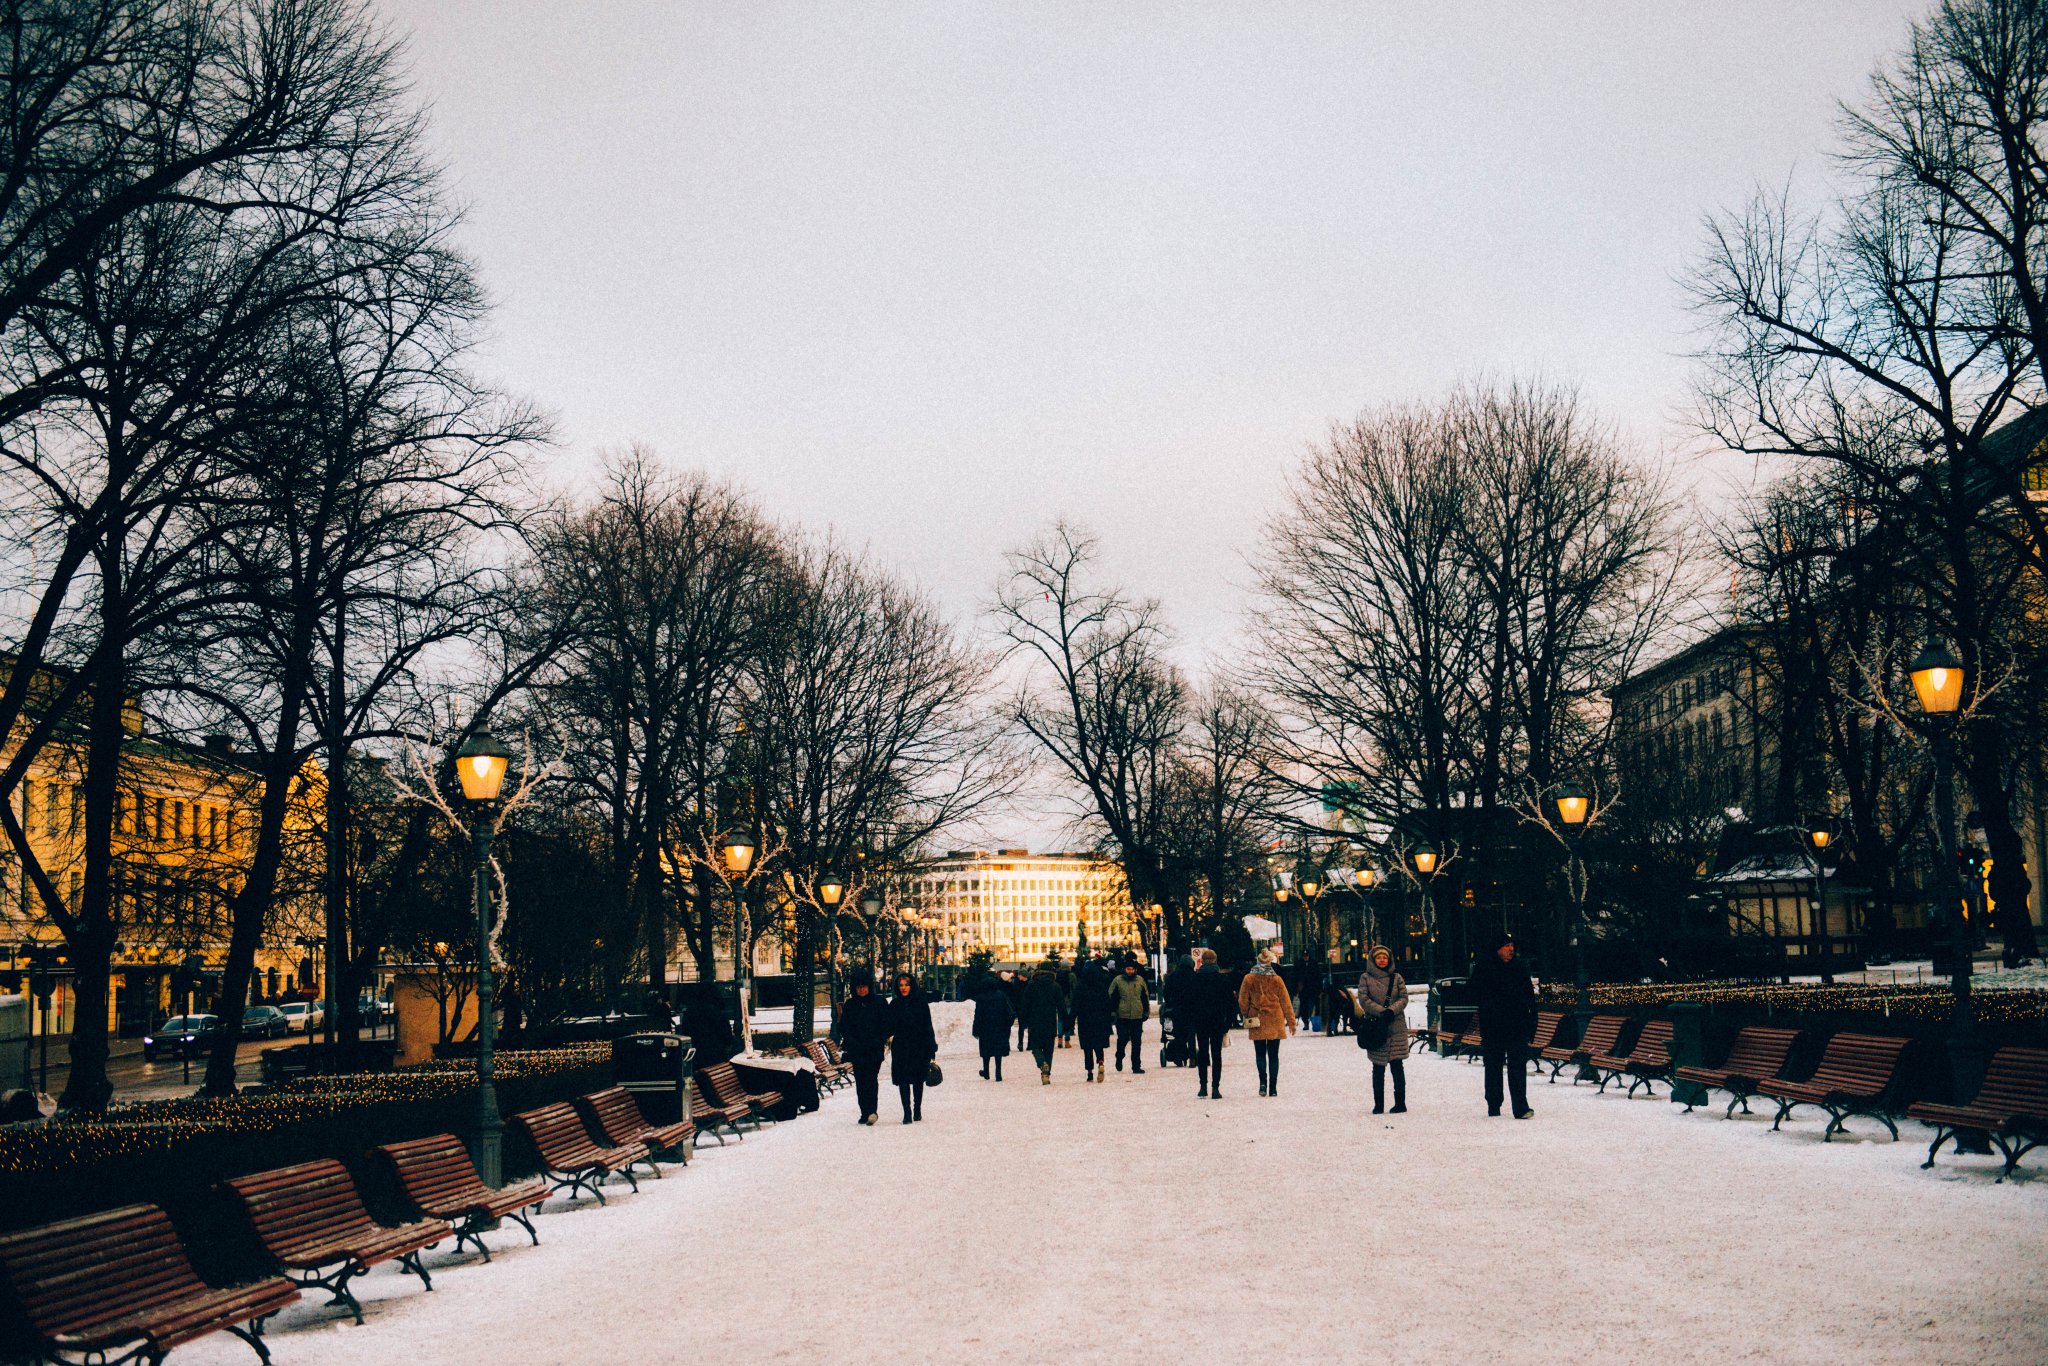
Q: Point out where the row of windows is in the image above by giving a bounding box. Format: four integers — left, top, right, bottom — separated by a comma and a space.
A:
15, 779, 246, 852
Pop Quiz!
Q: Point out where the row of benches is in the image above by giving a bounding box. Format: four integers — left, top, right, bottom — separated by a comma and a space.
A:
0, 1056, 808, 1366
1430, 1012, 2048, 1177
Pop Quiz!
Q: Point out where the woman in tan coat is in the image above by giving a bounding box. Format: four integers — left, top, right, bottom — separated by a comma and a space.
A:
1236, 949, 1298, 1097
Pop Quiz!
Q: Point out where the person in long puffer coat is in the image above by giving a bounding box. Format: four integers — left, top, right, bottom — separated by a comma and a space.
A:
1357, 944, 1411, 1114
887, 973, 937, 1124
972, 975, 1013, 1080
1023, 962, 1064, 1084
1236, 949, 1298, 1097
1073, 956, 1114, 1082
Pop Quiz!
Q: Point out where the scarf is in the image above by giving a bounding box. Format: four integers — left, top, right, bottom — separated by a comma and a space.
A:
1361, 959, 1396, 1008
1251, 963, 1278, 976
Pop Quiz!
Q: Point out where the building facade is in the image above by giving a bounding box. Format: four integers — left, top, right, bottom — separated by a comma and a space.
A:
905, 849, 1140, 961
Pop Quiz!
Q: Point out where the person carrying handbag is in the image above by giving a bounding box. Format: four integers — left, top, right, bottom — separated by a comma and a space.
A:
1357, 944, 1410, 1113
1236, 949, 1297, 1096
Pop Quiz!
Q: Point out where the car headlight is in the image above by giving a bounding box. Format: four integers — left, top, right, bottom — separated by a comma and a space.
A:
142, 1036, 153, 1045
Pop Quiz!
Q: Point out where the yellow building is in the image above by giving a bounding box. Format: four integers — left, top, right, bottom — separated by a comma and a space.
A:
905, 849, 1140, 961
0, 656, 320, 1039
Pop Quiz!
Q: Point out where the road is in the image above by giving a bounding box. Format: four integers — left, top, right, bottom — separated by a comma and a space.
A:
16, 1023, 394, 1102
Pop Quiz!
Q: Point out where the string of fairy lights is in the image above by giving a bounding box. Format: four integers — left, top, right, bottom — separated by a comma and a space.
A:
1532, 983, 2048, 1028
0, 1045, 613, 1176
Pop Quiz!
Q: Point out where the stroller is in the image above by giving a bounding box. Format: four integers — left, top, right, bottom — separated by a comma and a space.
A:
1159, 1011, 1194, 1068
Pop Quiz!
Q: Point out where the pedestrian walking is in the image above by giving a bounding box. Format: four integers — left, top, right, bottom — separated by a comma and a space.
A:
888, 971, 938, 1124
1074, 954, 1113, 1081
1357, 945, 1410, 1114
1182, 948, 1236, 1098
1108, 960, 1150, 1073
1237, 949, 1297, 1096
839, 967, 890, 1125
1057, 957, 1076, 1048
972, 974, 1013, 1080
1024, 962, 1064, 1084
1469, 930, 1536, 1119
1003, 969, 1029, 1051
1296, 950, 1325, 1033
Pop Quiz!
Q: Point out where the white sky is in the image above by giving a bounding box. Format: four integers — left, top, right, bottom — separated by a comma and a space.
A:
381, 2, 1921, 839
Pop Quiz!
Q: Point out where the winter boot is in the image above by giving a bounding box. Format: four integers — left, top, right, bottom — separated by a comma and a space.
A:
1391, 1063, 1407, 1113
1086, 1067, 1094, 1082
981, 1062, 989, 1079
1041, 1065, 1051, 1086
901, 1086, 914, 1124
994, 1058, 1002, 1081
1372, 1069, 1385, 1114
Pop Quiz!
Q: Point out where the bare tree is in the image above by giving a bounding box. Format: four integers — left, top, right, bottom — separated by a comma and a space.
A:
988, 523, 1189, 949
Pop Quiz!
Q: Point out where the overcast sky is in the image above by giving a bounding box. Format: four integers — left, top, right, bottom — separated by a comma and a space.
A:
382, 2, 1919, 837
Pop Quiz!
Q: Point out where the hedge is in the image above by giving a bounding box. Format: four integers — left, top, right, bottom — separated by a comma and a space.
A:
0, 1046, 613, 1289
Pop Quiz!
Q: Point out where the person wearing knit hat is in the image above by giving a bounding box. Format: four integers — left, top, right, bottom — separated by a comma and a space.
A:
1357, 944, 1410, 1113
838, 966, 890, 1125
1468, 929, 1536, 1119
1236, 948, 1298, 1097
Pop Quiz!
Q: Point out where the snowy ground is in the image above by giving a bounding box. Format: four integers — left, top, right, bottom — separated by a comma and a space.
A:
171, 1023, 2046, 1366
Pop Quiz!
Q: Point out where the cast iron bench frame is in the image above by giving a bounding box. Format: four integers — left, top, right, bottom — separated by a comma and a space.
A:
1756, 1031, 1911, 1141
509, 1102, 644, 1204
1673, 1026, 1801, 1118
1907, 1044, 2048, 1180
371, 1133, 548, 1261
221, 1159, 449, 1325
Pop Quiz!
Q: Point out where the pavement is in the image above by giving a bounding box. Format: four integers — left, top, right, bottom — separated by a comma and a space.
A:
160, 1011, 2045, 1366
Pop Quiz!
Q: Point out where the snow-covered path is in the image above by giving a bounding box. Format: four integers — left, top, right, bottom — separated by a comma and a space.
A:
177, 1027, 2046, 1366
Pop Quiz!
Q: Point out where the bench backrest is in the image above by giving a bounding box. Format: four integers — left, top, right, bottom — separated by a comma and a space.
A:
373, 1133, 487, 1214
1528, 1011, 1563, 1049
698, 1062, 752, 1103
1578, 1015, 1625, 1055
1970, 1045, 2048, 1113
513, 1102, 603, 1166
688, 1077, 733, 1117
1720, 1026, 1800, 1079
1808, 1032, 1911, 1095
0, 1203, 204, 1338
580, 1086, 646, 1146
1626, 1019, 1674, 1065
223, 1159, 374, 1259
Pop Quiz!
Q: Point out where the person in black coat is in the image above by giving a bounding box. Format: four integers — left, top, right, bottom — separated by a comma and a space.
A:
1001, 970, 1029, 1050
971, 975, 1013, 1080
1296, 951, 1327, 1033
1072, 958, 1114, 1081
887, 972, 938, 1124
1468, 929, 1536, 1119
1180, 948, 1237, 1098
838, 968, 892, 1125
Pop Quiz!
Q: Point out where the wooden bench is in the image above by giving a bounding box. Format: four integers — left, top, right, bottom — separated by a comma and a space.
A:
577, 1086, 694, 1174
802, 1042, 852, 1090
1908, 1045, 2048, 1181
0, 1203, 299, 1366
1541, 1014, 1624, 1082
1589, 1019, 1674, 1098
1433, 1019, 1479, 1059
509, 1102, 644, 1204
222, 1159, 450, 1324
371, 1133, 549, 1261
1525, 1011, 1565, 1065
690, 1076, 753, 1144
1673, 1026, 1800, 1117
1757, 1032, 1912, 1141
697, 1060, 784, 1123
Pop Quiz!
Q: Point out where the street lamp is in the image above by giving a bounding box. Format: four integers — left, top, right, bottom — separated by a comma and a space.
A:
1410, 842, 1441, 1042
453, 728, 510, 1187
1554, 780, 1593, 1049
1909, 638, 1989, 1134
1806, 817, 1835, 986
720, 831, 757, 1050
1357, 865, 1381, 957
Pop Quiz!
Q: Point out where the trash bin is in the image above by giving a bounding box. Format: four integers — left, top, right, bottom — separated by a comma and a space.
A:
611, 1033, 693, 1125
1427, 975, 1475, 1053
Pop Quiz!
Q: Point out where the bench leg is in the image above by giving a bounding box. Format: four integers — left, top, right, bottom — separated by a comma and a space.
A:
397, 1249, 434, 1292
294, 1264, 366, 1324
1770, 1098, 1796, 1131
1922, 1123, 1958, 1169
454, 1214, 494, 1261
1993, 1134, 2039, 1182
509, 1204, 542, 1245
223, 1323, 274, 1366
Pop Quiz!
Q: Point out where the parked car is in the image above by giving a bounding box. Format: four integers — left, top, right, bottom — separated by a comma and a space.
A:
278, 1001, 324, 1033
356, 993, 392, 1022
241, 1005, 290, 1039
142, 1015, 220, 1061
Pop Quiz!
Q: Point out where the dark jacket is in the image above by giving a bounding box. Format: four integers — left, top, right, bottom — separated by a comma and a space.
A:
838, 988, 891, 1064
1072, 962, 1113, 1048
1468, 953, 1536, 1039
1179, 964, 1237, 1034
887, 988, 938, 1085
971, 978, 1013, 1058
1023, 967, 1064, 1048
1162, 963, 1195, 1021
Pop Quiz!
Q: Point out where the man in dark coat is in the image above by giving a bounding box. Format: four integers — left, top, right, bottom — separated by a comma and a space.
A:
1296, 950, 1326, 1033
1002, 969, 1029, 1051
838, 967, 891, 1125
1023, 963, 1064, 1083
1073, 956, 1114, 1081
1180, 948, 1237, 1097
1468, 930, 1536, 1119
971, 975, 1013, 1080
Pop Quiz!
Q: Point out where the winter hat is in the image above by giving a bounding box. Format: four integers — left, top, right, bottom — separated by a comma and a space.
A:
1257, 948, 1277, 966
1484, 928, 1514, 953
848, 965, 877, 989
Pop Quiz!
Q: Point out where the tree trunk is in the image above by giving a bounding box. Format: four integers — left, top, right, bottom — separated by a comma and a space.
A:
1964, 735, 2041, 962
791, 906, 815, 1042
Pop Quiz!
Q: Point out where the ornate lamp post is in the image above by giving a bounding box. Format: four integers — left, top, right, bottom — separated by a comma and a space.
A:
1908, 639, 1989, 1128
1554, 780, 1592, 1049
1806, 817, 1835, 985
721, 830, 756, 1050
1357, 866, 1380, 956
454, 729, 511, 1186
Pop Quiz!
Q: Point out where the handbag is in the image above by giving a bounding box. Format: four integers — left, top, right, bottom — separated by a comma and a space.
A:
925, 1061, 943, 1087
1358, 1013, 1392, 1049
1243, 1015, 1261, 1030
